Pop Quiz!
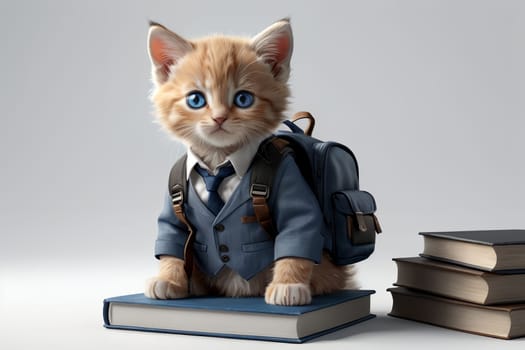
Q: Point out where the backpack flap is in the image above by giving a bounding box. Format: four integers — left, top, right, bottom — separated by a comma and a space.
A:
331, 190, 381, 264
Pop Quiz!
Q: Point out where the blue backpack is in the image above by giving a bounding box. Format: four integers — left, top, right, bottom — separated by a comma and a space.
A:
248, 112, 382, 265
168, 112, 381, 275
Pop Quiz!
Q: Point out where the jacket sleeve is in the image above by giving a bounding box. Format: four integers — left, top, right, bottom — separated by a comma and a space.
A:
271, 155, 324, 264
154, 192, 189, 259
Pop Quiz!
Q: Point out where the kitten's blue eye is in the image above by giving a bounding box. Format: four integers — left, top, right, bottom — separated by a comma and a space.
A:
233, 91, 254, 109
186, 91, 207, 109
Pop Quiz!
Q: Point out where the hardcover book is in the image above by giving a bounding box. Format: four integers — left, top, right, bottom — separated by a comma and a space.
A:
103, 290, 375, 343
389, 287, 525, 339
419, 229, 525, 272
393, 257, 525, 305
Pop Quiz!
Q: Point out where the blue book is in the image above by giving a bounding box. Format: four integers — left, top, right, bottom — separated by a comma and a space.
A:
103, 290, 375, 343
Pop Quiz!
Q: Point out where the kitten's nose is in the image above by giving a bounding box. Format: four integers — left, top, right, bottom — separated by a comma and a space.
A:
213, 115, 227, 126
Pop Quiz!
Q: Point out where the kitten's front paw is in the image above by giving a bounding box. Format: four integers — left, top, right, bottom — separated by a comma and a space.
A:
265, 283, 312, 306
145, 277, 189, 300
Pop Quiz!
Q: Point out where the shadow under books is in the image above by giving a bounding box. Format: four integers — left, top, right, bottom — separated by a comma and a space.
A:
316, 314, 415, 341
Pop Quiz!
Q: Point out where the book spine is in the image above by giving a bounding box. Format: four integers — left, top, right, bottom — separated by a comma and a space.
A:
103, 300, 111, 326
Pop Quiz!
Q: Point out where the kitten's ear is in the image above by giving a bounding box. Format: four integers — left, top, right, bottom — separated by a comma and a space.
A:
251, 18, 293, 82
147, 22, 193, 85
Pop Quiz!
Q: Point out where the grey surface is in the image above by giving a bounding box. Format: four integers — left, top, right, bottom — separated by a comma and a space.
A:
1, 0, 524, 348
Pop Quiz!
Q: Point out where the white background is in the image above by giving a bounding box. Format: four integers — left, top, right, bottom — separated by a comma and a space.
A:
1, 0, 524, 348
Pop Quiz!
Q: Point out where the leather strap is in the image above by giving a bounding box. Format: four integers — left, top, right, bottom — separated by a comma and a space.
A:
252, 196, 275, 237
250, 137, 292, 237
172, 201, 195, 279
290, 111, 315, 136
168, 154, 195, 279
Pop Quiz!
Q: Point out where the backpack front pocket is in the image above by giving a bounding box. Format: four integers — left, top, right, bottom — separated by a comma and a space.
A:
331, 190, 381, 264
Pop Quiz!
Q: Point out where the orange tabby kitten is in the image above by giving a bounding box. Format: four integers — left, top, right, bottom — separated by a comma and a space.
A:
145, 19, 357, 305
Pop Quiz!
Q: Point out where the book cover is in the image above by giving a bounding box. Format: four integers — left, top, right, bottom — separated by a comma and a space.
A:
419, 229, 525, 272
393, 257, 525, 305
103, 290, 375, 343
419, 229, 525, 246
388, 287, 525, 339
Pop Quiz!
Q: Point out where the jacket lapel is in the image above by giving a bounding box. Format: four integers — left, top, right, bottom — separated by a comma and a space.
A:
187, 178, 216, 220
215, 168, 253, 223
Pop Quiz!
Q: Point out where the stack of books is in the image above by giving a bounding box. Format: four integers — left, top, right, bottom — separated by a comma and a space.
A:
388, 229, 525, 339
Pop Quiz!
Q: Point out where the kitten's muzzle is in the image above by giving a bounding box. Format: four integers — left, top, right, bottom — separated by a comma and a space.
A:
213, 116, 227, 126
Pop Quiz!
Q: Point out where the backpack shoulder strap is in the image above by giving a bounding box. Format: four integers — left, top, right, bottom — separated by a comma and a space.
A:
250, 137, 292, 237
169, 154, 188, 204
168, 154, 195, 280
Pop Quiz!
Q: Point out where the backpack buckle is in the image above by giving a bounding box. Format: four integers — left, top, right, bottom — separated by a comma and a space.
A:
355, 212, 368, 232
170, 184, 184, 205
250, 184, 269, 199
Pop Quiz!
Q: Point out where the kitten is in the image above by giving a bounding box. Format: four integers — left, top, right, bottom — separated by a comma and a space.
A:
145, 19, 357, 305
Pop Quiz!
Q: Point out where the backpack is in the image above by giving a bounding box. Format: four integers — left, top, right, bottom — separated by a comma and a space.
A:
168, 112, 382, 276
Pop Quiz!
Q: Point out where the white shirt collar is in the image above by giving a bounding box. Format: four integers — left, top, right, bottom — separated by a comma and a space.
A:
185, 134, 271, 179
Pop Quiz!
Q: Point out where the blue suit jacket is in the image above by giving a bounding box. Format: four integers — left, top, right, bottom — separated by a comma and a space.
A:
155, 153, 324, 280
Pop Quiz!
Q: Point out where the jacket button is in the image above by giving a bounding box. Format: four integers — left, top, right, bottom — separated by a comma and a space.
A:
219, 244, 229, 253
214, 224, 225, 232
221, 255, 230, 263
